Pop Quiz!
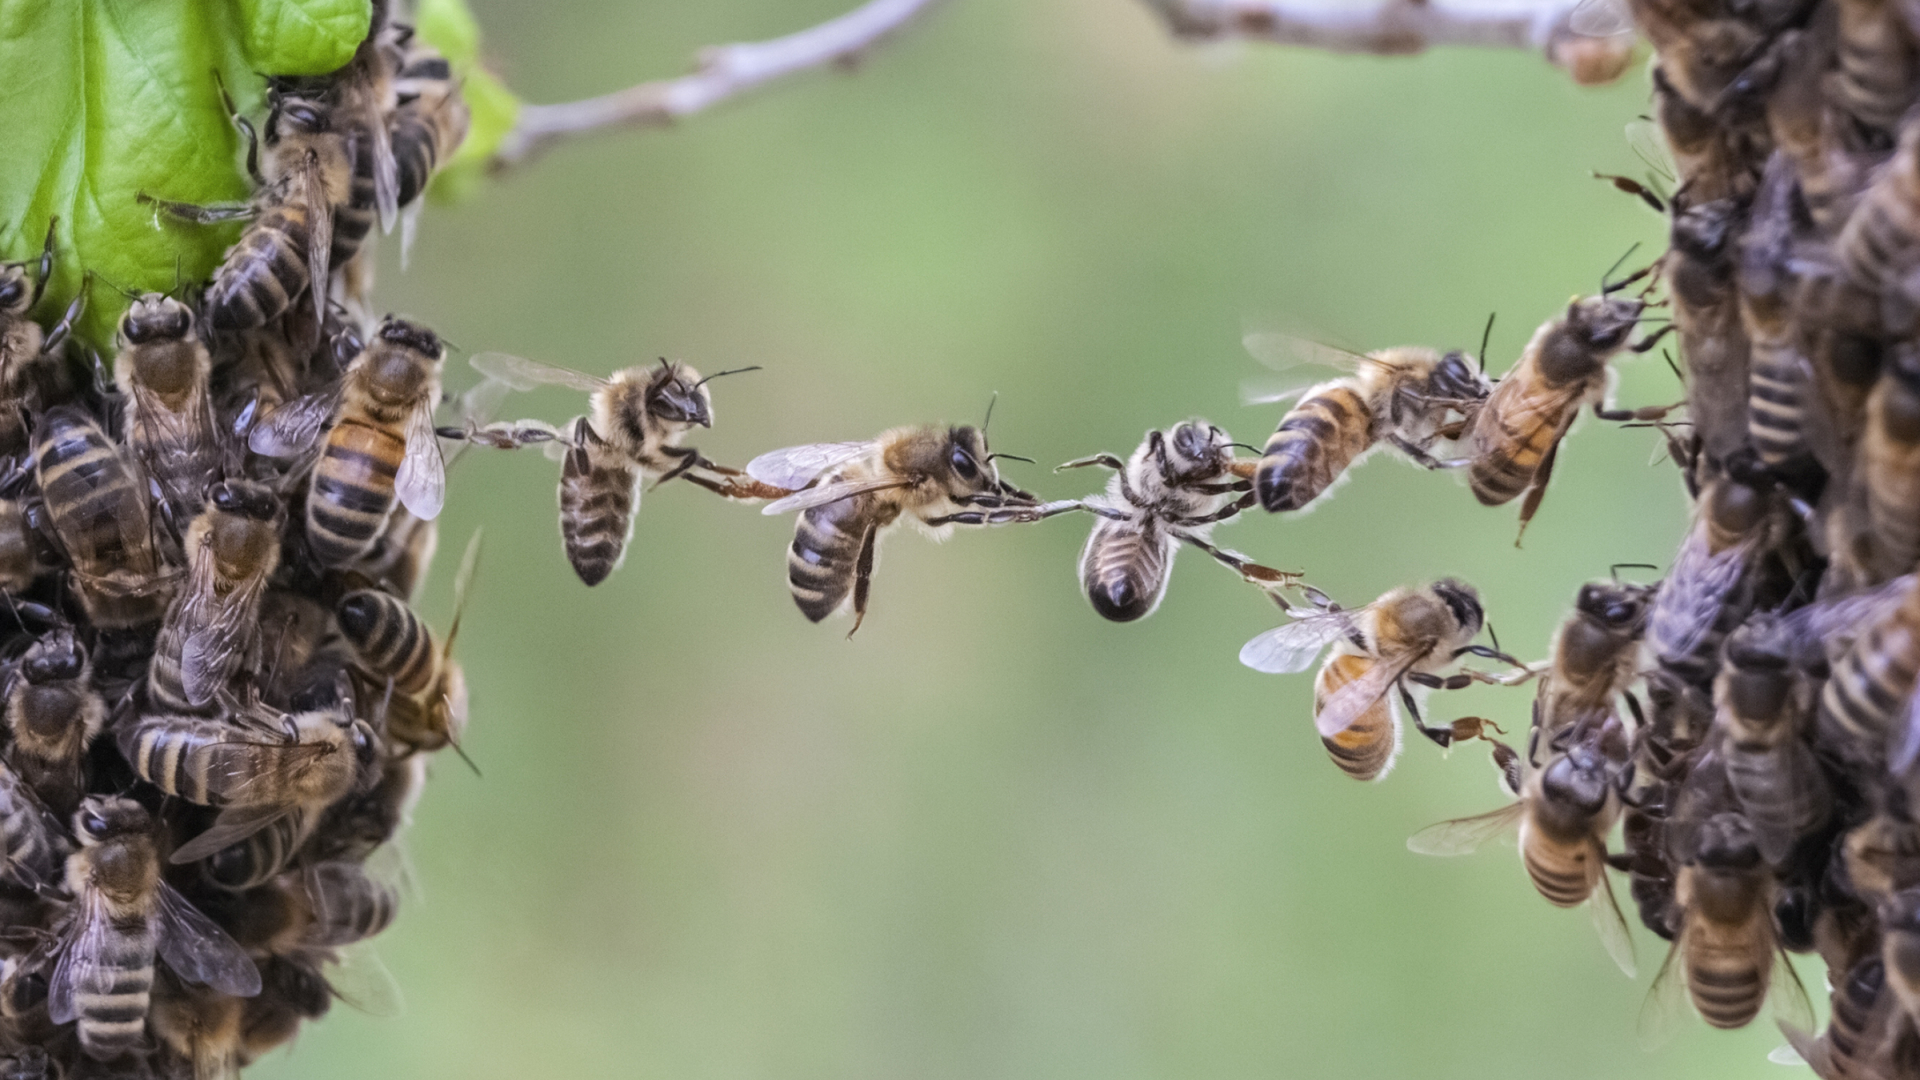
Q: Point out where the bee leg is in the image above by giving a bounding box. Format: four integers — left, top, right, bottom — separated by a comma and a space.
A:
1593, 401, 1677, 423
1385, 434, 1469, 471
38, 273, 88, 359
650, 445, 705, 489
29, 217, 54, 308
1451, 643, 1527, 669
212, 70, 263, 186
1513, 439, 1560, 547
136, 193, 258, 226
1396, 683, 1453, 748
1054, 453, 1125, 473
1623, 689, 1646, 730
924, 500, 1085, 527
846, 524, 879, 640
1173, 531, 1301, 588
1627, 323, 1677, 353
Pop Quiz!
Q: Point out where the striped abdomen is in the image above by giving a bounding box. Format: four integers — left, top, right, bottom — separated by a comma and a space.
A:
1820, 606, 1920, 755
1865, 373, 1920, 578
1255, 382, 1373, 512
1520, 828, 1599, 907
1076, 516, 1171, 622
788, 493, 878, 623
305, 862, 399, 946
0, 500, 34, 593
205, 201, 317, 331
1827, 956, 1887, 1075
337, 591, 436, 695
1723, 741, 1829, 861
329, 125, 378, 268
1313, 653, 1396, 781
74, 916, 157, 1060
0, 765, 59, 888
1831, 0, 1916, 142
121, 717, 252, 806
308, 419, 403, 567
8, 683, 99, 814
1746, 331, 1809, 468
1839, 143, 1920, 294
35, 410, 162, 626
1683, 915, 1771, 1028
1467, 374, 1576, 506
393, 108, 453, 208
146, 621, 196, 715
558, 433, 639, 587
204, 810, 313, 892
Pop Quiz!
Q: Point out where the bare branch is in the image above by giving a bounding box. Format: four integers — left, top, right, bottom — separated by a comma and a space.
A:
492, 0, 947, 169
1139, 0, 1638, 84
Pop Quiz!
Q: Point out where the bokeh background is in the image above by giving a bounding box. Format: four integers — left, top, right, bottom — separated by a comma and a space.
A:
249, 2, 1786, 1077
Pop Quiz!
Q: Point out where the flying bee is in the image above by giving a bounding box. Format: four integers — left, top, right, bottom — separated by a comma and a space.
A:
147, 481, 283, 712
1239, 579, 1517, 781
748, 423, 1054, 634
1534, 578, 1656, 746
251, 317, 446, 566
4, 628, 105, 818
44, 797, 259, 1061
1408, 721, 1639, 975
337, 529, 480, 757
113, 292, 222, 530
1641, 811, 1815, 1039
32, 405, 172, 628
1241, 335, 1490, 513
1862, 346, 1920, 579
1712, 620, 1829, 864
119, 699, 378, 866
1059, 420, 1298, 622
466, 353, 761, 586
1645, 459, 1792, 689
1466, 286, 1668, 537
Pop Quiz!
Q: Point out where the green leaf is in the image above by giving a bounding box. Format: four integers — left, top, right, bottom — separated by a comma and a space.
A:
0, 0, 371, 350
414, 0, 520, 203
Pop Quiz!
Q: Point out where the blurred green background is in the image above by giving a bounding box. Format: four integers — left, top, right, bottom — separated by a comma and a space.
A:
249, 2, 1784, 1077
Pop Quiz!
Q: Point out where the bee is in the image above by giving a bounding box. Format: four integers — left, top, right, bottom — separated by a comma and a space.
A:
1818, 576, 1920, 771
147, 481, 283, 713
336, 530, 480, 756
748, 424, 1048, 633
1844, 806, 1920, 909
1408, 721, 1639, 975
295, 861, 399, 948
113, 293, 222, 530
467, 353, 758, 586
148, 973, 244, 1080
0, 220, 85, 457
1533, 579, 1656, 745
1642, 811, 1814, 1036
1862, 346, 1920, 579
1645, 460, 1790, 689
4, 629, 105, 818
31, 405, 171, 628
1884, 888, 1920, 1029
1465, 288, 1664, 537
0, 762, 64, 894
1783, 952, 1920, 1080
1713, 621, 1829, 864
45, 797, 259, 1061
1835, 121, 1920, 332
119, 700, 377, 866
1826, 0, 1920, 153
389, 44, 470, 263
1241, 336, 1489, 513
1740, 153, 1818, 472
238, 957, 330, 1065
1059, 420, 1297, 622
303, 752, 425, 866
250, 317, 446, 566
1661, 193, 1752, 467
1239, 580, 1514, 781
1648, 64, 1765, 203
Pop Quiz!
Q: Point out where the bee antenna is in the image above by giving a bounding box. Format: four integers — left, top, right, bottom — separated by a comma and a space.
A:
985, 453, 1034, 465
693, 365, 762, 388
1662, 348, 1684, 384
443, 707, 482, 777
1477, 311, 1495, 375
1609, 562, 1658, 582
983, 391, 998, 435
1485, 621, 1503, 655
1224, 441, 1263, 455
91, 271, 140, 303
1601, 243, 1641, 293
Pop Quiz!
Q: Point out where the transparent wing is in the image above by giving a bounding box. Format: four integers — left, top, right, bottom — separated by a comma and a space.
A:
1241, 376, 1330, 408
1315, 648, 1426, 738
396, 402, 447, 520
745, 442, 875, 491
1774, 1021, 1824, 1072
1638, 937, 1688, 1050
300, 156, 332, 311
1768, 575, 1914, 665
324, 942, 405, 1018
46, 893, 111, 1025
1591, 864, 1638, 978
1570, 0, 1635, 36
762, 476, 912, 516
1646, 532, 1748, 662
249, 390, 341, 458
367, 106, 399, 234
1626, 118, 1677, 185
1765, 1042, 1807, 1067
1768, 948, 1816, 1036
155, 881, 261, 997
180, 583, 268, 709
468, 352, 606, 394
1242, 332, 1377, 374
170, 804, 298, 866
1237, 612, 1353, 674
1406, 801, 1522, 856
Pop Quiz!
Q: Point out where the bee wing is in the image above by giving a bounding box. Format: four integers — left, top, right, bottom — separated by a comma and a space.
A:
1242, 332, 1380, 373
1569, 0, 1634, 35
1768, 942, 1816, 1036
155, 880, 261, 997
396, 402, 448, 521
1314, 647, 1426, 738
1237, 612, 1352, 674
181, 578, 270, 708
761, 476, 914, 516
299, 153, 332, 307
1405, 801, 1523, 856
468, 352, 607, 394
1240, 376, 1325, 407
1769, 575, 1915, 664
744, 441, 875, 492
170, 803, 301, 866
1626, 117, 1678, 186
46, 892, 111, 1025
1590, 862, 1637, 978
1646, 534, 1749, 661
367, 107, 400, 234
249, 389, 342, 458
1637, 937, 1688, 1050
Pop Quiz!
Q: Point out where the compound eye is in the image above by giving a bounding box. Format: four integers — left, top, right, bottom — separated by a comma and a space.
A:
288, 103, 325, 129
1604, 602, 1634, 623
80, 812, 108, 838
209, 483, 237, 512
949, 448, 978, 480
0, 280, 23, 308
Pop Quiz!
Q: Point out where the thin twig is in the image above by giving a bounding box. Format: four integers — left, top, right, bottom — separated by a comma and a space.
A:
492, 0, 947, 169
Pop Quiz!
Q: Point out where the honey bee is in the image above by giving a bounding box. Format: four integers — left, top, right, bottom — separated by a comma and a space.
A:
251, 317, 446, 566
1645, 461, 1790, 689
1533, 579, 1656, 746
1862, 347, 1920, 579
1713, 621, 1829, 864
1782, 953, 1920, 1080
45, 797, 259, 1061
1238, 580, 1514, 781
1648, 64, 1765, 203
1740, 153, 1818, 472
1885, 888, 1920, 1029
148, 973, 244, 1080
1827, 0, 1919, 152
200, 813, 317, 895
1818, 575, 1920, 771
389, 43, 470, 261
4, 629, 105, 818
147, 481, 283, 713
1466, 288, 1664, 537
1408, 721, 1639, 975
0, 220, 85, 456
113, 293, 222, 530
748, 424, 1048, 633
1835, 120, 1920, 331
1641, 811, 1815, 1037
1060, 420, 1297, 622
1661, 192, 1753, 466
467, 353, 759, 586
31, 405, 171, 628
119, 700, 377, 866
0, 762, 64, 894
1241, 336, 1489, 513
337, 530, 480, 757
237, 957, 330, 1065
295, 861, 399, 948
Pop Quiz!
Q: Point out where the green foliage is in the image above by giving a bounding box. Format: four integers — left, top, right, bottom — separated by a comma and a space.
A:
0, 0, 371, 350
415, 0, 520, 203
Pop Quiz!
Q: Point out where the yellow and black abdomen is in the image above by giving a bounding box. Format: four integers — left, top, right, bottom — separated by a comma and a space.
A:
1313, 652, 1396, 781
337, 589, 437, 695
206, 200, 316, 332
1255, 383, 1373, 512
71, 916, 157, 1060
1684, 920, 1770, 1028
1520, 826, 1599, 907
1077, 515, 1171, 622
558, 432, 640, 587
308, 418, 403, 567
1745, 326, 1810, 469
788, 494, 872, 623
328, 125, 378, 268
1819, 611, 1920, 755
1467, 379, 1567, 506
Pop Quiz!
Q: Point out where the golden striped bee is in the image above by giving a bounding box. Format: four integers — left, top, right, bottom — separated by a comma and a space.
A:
1238, 580, 1514, 781
4, 628, 105, 818
337, 529, 480, 758
1712, 620, 1829, 865
113, 292, 222, 530
467, 352, 759, 586
749, 423, 1052, 634
1781, 953, 1920, 1080
32, 405, 172, 628
1808, 574, 1920, 771
1408, 720, 1639, 976
44, 797, 259, 1061
1241, 335, 1490, 513
1740, 153, 1817, 472
147, 481, 284, 713
250, 317, 446, 566
1863, 346, 1920, 579
1836, 122, 1920, 331
390, 41, 470, 260
1061, 420, 1297, 622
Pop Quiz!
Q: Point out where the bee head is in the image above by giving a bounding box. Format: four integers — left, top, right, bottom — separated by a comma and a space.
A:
72, 796, 148, 845
1537, 742, 1612, 818
377, 317, 443, 358
1428, 351, 1486, 400
645, 362, 713, 429
120, 293, 193, 346
942, 426, 993, 490
1429, 578, 1483, 636
0, 266, 29, 316
1573, 582, 1649, 630
1570, 293, 1643, 352
21, 631, 84, 685
1165, 420, 1229, 477
209, 479, 282, 523
1692, 812, 1762, 870
266, 90, 334, 142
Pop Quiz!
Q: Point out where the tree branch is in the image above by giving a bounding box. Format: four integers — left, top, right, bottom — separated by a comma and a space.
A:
491, 0, 948, 169
1139, 0, 1637, 84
